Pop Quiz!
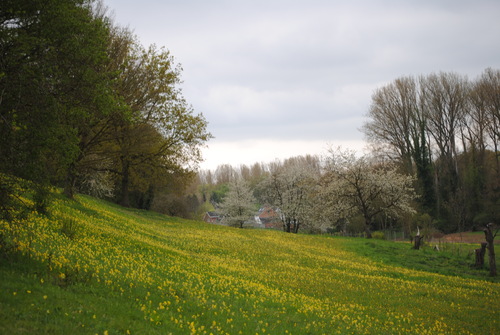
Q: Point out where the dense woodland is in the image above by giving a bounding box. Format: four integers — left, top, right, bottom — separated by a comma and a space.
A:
1, 1, 499, 237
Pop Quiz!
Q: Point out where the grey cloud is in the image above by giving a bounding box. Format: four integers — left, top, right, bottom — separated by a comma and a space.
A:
106, 0, 500, 161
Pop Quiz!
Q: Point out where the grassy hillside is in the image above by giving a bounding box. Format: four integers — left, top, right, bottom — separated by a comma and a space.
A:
1, 192, 499, 334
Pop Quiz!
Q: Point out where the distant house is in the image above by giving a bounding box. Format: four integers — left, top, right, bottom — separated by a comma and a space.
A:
203, 211, 221, 224
256, 206, 283, 229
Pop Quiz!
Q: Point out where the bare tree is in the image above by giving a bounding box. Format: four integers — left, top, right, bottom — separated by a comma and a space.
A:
214, 164, 237, 185
363, 76, 421, 173
421, 73, 468, 176
363, 76, 434, 214
472, 68, 500, 175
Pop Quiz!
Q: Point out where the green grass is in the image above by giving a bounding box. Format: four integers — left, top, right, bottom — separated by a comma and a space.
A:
1, 191, 499, 334
342, 238, 498, 280
1, 256, 148, 334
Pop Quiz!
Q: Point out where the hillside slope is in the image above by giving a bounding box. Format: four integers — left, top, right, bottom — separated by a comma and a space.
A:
1, 192, 499, 334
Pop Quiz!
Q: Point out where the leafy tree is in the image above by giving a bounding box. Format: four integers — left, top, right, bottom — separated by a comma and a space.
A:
219, 178, 256, 228
0, 0, 116, 207
106, 41, 212, 207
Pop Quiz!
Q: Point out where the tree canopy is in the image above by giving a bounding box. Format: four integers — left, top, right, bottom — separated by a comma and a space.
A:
0, 0, 211, 214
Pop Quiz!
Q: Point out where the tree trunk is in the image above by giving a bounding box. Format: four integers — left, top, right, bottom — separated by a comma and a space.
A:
283, 218, 291, 233
413, 235, 424, 250
293, 219, 300, 234
64, 164, 77, 199
474, 242, 487, 268
365, 223, 372, 239
120, 159, 130, 207
484, 223, 497, 277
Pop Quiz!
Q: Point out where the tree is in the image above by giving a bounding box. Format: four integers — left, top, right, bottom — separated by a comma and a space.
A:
260, 156, 319, 233
319, 148, 416, 238
363, 76, 435, 215
61, 13, 131, 199
39, 12, 213, 206
363, 76, 421, 173
421, 73, 468, 226
363, 70, 499, 232
471, 68, 500, 179
219, 178, 256, 228
1, 0, 117, 206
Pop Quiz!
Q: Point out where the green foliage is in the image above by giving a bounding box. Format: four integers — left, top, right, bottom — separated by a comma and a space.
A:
371, 231, 386, 240
413, 212, 437, 237
0, 0, 117, 206
1, 0, 211, 210
210, 183, 229, 204
33, 185, 51, 216
345, 215, 367, 234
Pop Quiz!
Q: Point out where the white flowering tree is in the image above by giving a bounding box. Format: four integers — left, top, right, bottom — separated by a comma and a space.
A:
261, 157, 319, 233
219, 177, 256, 228
318, 148, 416, 238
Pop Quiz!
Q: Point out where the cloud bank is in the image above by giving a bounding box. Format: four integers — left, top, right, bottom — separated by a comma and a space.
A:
105, 0, 500, 169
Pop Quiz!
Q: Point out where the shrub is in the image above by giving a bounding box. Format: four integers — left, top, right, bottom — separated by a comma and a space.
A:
372, 231, 385, 240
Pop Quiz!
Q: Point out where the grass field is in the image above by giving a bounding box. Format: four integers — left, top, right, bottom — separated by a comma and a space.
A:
1, 191, 499, 334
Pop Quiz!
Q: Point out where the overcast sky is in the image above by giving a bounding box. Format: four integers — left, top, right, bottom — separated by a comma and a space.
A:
104, 0, 500, 170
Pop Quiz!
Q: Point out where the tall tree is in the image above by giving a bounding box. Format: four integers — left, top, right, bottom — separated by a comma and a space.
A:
363, 76, 435, 214
472, 68, 500, 175
0, 0, 116, 204
420, 72, 469, 230
363, 71, 499, 232
364, 76, 420, 173
101, 37, 211, 206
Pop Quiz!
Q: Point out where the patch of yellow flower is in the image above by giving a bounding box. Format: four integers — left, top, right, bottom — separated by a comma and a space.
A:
2, 192, 499, 334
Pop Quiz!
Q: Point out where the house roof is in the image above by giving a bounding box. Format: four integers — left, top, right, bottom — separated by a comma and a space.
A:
205, 211, 220, 218
258, 206, 280, 219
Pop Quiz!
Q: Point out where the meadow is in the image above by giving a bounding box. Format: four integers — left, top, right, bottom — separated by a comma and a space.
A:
1, 192, 499, 334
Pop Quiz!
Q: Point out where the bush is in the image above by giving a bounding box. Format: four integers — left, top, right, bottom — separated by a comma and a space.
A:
372, 231, 385, 240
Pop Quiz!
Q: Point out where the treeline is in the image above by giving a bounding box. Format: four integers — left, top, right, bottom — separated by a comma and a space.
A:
364, 70, 499, 233
0, 0, 211, 214
192, 153, 416, 237
191, 70, 499, 234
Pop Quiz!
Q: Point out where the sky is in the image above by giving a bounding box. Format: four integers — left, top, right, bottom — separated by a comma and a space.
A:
104, 0, 500, 170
